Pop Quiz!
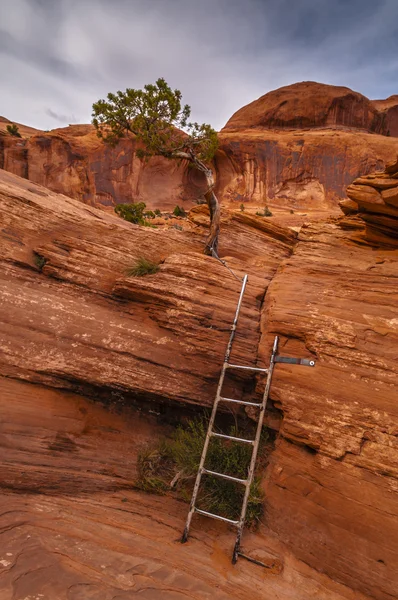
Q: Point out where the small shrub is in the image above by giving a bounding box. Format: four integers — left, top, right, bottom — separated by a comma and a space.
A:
154, 208, 162, 216
290, 209, 294, 214
264, 206, 273, 217
173, 205, 186, 217
136, 417, 268, 528
6, 124, 21, 138
115, 202, 147, 225
240, 203, 245, 212
125, 256, 160, 277
33, 252, 46, 271
172, 224, 183, 231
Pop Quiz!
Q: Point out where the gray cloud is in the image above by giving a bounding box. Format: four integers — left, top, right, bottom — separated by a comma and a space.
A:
45, 108, 77, 124
0, 0, 397, 131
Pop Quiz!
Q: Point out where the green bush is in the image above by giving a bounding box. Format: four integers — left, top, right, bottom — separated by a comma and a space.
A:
125, 256, 160, 277
136, 417, 267, 528
115, 202, 147, 224
173, 205, 186, 217
240, 203, 245, 212
256, 206, 273, 217
6, 123, 21, 138
144, 209, 156, 219
154, 208, 162, 216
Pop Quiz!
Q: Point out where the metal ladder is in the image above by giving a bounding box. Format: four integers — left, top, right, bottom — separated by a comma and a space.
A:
181, 274, 315, 565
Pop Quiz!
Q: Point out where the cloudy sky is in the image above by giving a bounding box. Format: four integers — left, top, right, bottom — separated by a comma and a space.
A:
0, 0, 397, 131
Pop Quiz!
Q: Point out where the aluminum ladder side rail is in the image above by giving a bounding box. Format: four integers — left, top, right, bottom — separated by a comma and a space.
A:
181, 274, 249, 544
232, 334, 279, 564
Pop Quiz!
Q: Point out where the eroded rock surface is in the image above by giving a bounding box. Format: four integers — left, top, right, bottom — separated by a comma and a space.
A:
1, 82, 398, 212
0, 170, 397, 600
0, 379, 371, 600
261, 221, 398, 600
344, 155, 398, 245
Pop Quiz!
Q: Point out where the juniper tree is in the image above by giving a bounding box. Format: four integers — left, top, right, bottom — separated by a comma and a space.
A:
92, 78, 220, 254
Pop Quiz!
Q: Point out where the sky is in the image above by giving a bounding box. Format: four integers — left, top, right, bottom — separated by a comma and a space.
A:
0, 0, 397, 131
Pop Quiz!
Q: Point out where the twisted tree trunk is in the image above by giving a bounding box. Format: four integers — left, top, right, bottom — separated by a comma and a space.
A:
173, 151, 220, 255
188, 155, 220, 256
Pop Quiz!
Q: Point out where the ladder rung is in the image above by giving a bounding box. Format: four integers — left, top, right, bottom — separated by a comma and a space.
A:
201, 468, 248, 485
227, 364, 268, 373
194, 508, 239, 526
220, 396, 261, 407
211, 432, 255, 445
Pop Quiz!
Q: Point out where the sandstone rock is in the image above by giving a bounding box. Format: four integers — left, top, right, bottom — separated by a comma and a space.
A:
1, 83, 398, 213
1, 169, 397, 600
381, 185, 398, 207
352, 176, 398, 189
261, 222, 398, 600
217, 128, 397, 210
0, 170, 293, 409
344, 162, 398, 245
0, 381, 371, 600
384, 154, 398, 174
372, 95, 398, 137
346, 184, 383, 204
338, 199, 359, 215
223, 82, 394, 135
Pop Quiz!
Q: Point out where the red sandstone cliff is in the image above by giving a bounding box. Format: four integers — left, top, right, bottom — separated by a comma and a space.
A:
0, 166, 397, 600
1, 83, 397, 212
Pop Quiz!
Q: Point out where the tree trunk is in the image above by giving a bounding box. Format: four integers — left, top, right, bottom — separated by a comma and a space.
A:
173, 151, 220, 256
204, 186, 220, 256
191, 158, 220, 256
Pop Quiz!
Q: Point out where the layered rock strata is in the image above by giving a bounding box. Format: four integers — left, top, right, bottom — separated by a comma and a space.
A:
0, 169, 397, 600
1, 83, 398, 211
342, 156, 398, 245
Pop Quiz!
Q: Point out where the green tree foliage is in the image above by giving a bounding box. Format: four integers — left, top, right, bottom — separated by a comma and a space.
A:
6, 123, 21, 138
92, 78, 218, 162
92, 79, 220, 254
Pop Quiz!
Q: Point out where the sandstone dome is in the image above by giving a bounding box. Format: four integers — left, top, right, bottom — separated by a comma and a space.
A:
223, 81, 394, 134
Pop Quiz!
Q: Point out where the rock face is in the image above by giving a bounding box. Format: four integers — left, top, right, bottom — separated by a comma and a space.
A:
0, 169, 397, 600
1, 83, 398, 212
343, 155, 398, 245
216, 128, 397, 210
261, 221, 398, 600
223, 82, 397, 134
0, 123, 201, 210
0, 380, 371, 600
0, 169, 293, 407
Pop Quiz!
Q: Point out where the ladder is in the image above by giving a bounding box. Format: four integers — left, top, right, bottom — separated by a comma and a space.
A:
181, 274, 315, 565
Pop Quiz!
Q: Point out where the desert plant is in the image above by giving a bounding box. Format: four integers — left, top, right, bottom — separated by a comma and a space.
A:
173, 205, 186, 217
33, 252, 46, 271
154, 208, 162, 216
6, 123, 21, 137
136, 417, 267, 528
290, 209, 294, 214
240, 203, 245, 212
264, 206, 273, 217
144, 209, 156, 219
125, 256, 160, 277
115, 202, 147, 224
92, 78, 219, 255
256, 206, 273, 217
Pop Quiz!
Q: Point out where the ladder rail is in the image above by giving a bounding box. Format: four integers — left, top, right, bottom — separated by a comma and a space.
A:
232, 335, 279, 563
181, 274, 249, 543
